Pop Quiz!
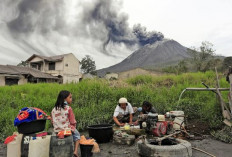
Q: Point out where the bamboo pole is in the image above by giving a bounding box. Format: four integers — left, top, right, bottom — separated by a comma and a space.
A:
185, 88, 229, 91
215, 67, 231, 121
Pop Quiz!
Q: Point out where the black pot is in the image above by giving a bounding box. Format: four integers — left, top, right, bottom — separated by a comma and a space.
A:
87, 124, 113, 143
17, 119, 46, 134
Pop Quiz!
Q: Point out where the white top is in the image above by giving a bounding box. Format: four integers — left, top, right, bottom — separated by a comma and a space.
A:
113, 103, 134, 117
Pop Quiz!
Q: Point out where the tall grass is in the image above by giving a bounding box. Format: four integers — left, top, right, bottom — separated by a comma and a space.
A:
0, 71, 229, 141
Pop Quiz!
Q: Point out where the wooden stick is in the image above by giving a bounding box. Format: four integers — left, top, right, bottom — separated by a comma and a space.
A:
155, 131, 181, 142
192, 147, 216, 157
215, 67, 231, 120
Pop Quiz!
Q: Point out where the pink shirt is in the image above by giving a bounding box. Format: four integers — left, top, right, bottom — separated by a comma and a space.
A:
51, 105, 76, 132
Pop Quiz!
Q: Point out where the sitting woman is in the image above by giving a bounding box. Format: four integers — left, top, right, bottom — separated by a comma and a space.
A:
113, 97, 137, 126
140, 101, 157, 114
51, 90, 80, 157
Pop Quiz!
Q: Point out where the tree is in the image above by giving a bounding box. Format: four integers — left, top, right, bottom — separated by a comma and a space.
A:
188, 41, 215, 72
80, 55, 96, 74
17, 60, 28, 67
222, 57, 232, 69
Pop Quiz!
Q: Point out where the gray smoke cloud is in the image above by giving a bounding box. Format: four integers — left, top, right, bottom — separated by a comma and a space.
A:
0, 0, 164, 68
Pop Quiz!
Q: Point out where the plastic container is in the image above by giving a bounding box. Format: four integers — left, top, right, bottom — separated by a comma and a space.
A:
7, 134, 23, 157
28, 135, 51, 157
170, 111, 185, 130
21, 133, 36, 157
87, 124, 113, 143
49, 135, 73, 157
17, 119, 46, 134
80, 144, 93, 157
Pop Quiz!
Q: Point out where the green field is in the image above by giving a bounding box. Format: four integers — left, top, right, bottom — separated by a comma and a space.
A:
0, 71, 230, 142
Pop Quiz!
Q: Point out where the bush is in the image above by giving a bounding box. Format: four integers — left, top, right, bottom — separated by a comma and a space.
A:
0, 72, 230, 142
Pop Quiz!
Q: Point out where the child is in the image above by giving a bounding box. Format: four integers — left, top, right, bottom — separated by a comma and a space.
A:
140, 101, 157, 114
51, 90, 80, 157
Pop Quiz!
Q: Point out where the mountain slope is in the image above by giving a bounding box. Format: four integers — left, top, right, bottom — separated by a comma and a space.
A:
97, 39, 191, 76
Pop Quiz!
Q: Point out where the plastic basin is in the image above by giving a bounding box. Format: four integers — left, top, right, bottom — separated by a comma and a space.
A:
17, 119, 46, 134
87, 124, 113, 143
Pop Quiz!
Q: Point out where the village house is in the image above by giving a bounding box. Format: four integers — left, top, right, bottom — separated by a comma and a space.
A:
0, 65, 58, 86
118, 68, 162, 79
26, 53, 82, 84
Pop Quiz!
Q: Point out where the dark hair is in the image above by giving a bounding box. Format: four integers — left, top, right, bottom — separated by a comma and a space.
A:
55, 90, 70, 110
142, 101, 152, 109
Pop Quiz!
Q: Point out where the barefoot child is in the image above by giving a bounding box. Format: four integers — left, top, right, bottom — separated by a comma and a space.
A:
51, 90, 80, 157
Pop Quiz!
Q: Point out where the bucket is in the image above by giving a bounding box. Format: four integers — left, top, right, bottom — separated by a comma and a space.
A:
87, 124, 113, 143
80, 144, 93, 157
17, 119, 46, 134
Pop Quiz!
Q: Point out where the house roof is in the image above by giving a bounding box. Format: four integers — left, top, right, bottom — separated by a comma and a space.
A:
26, 53, 74, 62
0, 65, 58, 79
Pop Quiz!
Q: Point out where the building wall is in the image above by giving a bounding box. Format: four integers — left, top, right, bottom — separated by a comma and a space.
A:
63, 54, 80, 75
63, 75, 80, 84
118, 68, 161, 79
44, 61, 63, 76
0, 76, 5, 86
18, 76, 28, 85
29, 56, 44, 71
62, 53, 81, 83
30, 56, 43, 62
105, 73, 118, 80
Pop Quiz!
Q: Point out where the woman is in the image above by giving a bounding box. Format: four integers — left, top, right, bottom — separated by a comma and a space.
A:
113, 97, 137, 126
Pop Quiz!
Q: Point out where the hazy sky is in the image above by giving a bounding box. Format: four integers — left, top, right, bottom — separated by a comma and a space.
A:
0, 0, 231, 69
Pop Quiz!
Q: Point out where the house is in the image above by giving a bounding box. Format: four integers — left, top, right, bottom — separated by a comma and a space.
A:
26, 53, 81, 83
0, 65, 58, 86
105, 73, 118, 80
118, 68, 162, 79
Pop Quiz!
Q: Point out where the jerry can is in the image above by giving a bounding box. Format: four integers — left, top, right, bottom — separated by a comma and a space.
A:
49, 135, 73, 157
28, 135, 51, 157
7, 133, 23, 157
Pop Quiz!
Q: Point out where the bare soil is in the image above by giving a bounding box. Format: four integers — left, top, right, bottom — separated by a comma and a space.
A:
1, 135, 232, 157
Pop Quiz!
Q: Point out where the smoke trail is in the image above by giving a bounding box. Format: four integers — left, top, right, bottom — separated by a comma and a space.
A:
0, 0, 164, 68
133, 24, 164, 46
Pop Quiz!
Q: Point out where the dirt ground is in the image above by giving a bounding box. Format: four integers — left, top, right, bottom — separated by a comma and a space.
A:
1, 135, 232, 157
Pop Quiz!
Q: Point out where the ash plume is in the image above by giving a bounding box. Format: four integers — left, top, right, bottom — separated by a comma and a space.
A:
0, 0, 164, 68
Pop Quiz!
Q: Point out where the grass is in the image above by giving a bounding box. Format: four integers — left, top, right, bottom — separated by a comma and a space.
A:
0, 71, 230, 142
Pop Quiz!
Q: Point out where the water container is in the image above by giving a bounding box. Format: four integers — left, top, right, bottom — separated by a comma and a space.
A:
80, 144, 93, 157
17, 119, 46, 134
49, 135, 73, 157
170, 111, 185, 130
7, 134, 23, 157
21, 133, 36, 157
28, 135, 51, 157
87, 124, 113, 143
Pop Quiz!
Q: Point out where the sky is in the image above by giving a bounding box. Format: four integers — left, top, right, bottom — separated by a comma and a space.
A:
122, 0, 232, 56
0, 0, 231, 69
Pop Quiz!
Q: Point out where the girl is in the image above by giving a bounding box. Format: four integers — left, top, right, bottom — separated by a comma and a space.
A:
51, 90, 80, 157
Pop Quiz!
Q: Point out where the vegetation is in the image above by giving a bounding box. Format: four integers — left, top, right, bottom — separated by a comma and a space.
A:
17, 60, 29, 67
80, 55, 96, 75
0, 71, 230, 142
162, 41, 231, 74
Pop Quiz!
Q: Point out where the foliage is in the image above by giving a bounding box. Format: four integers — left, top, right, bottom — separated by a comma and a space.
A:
80, 55, 96, 74
211, 126, 232, 143
222, 57, 232, 70
188, 41, 217, 72
162, 60, 188, 74
17, 60, 29, 67
0, 71, 230, 142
